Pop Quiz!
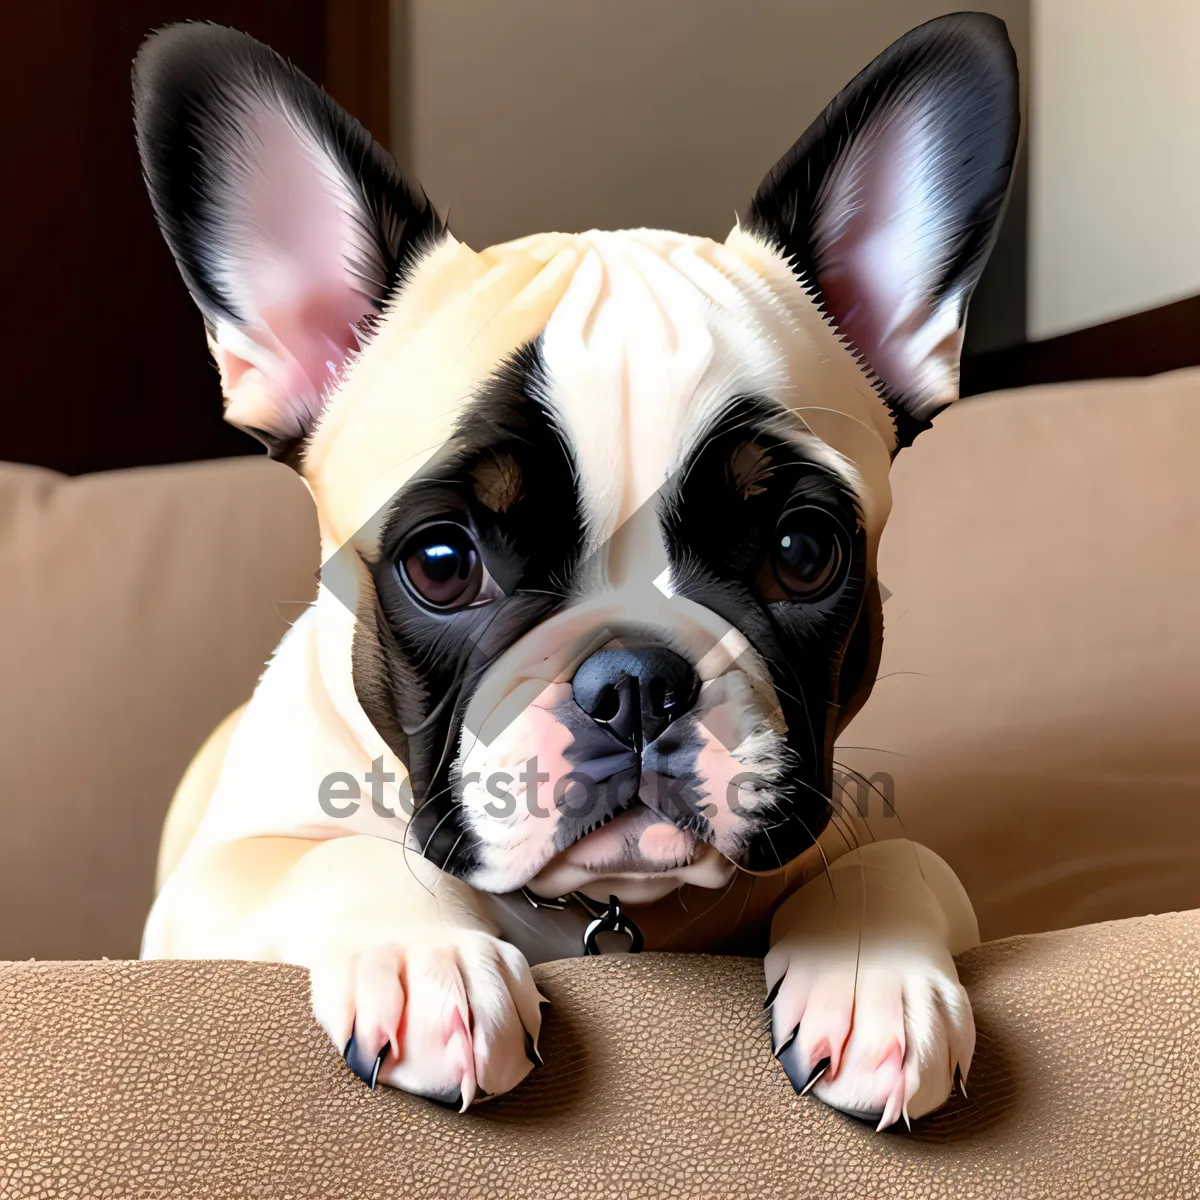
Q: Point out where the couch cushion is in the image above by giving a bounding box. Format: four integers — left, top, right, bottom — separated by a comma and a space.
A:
2, 368, 1199, 960
841, 367, 1200, 939
0, 458, 317, 959
2, 910, 1198, 1197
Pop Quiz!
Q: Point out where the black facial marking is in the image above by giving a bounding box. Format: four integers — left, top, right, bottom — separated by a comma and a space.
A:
350, 340, 584, 876
835, 576, 884, 734
548, 701, 642, 849
662, 397, 870, 870
640, 716, 713, 839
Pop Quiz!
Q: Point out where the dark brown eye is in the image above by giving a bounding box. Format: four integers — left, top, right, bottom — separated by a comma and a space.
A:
400, 523, 486, 610
765, 507, 847, 601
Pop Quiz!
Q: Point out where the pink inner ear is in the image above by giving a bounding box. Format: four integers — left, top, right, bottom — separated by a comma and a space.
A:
211, 99, 384, 438
259, 291, 366, 411
811, 110, 962, 408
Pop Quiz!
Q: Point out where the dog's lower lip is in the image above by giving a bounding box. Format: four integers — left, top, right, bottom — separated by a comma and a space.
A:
554, 804, 699, 874
576, 807, 625, 839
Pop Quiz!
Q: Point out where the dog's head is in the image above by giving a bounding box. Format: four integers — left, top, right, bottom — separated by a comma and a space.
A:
135, 15, 1017, 902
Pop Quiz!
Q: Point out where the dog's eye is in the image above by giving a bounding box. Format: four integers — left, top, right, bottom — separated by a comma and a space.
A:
763, 507, 848, 601
398, 523, 496, 610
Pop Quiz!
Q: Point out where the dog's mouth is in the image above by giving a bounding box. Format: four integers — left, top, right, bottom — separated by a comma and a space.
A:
527, 799, 737, 901
556, 802, 697, 871
447, 680, 815, 896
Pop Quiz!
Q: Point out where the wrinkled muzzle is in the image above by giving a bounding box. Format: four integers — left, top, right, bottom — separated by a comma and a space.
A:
428, 575, 828, 897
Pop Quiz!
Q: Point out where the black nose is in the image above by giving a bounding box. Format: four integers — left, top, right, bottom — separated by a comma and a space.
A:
572, 645, 699, 750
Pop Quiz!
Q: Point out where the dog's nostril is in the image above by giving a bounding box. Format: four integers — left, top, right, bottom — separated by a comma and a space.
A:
591, 685, 621, 723
572, 644, 699, 748
647, 677, 675, 717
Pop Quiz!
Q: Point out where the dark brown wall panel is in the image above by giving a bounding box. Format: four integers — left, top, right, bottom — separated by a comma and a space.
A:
1, 2, 325, 474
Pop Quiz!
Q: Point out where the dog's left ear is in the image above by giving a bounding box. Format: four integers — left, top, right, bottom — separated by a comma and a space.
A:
133, 23, 443, 461
744, 12, 1019, 447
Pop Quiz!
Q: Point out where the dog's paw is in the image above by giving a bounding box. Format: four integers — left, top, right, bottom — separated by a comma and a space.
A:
766, 946, 974, 1130
309, 930, 545, 1109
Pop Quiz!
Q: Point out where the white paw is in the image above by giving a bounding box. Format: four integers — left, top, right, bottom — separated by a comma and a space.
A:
765, 945, 974, 1129
309, 930, 545, 1109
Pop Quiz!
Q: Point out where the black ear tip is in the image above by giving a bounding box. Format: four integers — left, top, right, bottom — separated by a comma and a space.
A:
905, 10, 1018, 76
862, 11, 1020, 151
135, 21, 223, 92
912, 10, 1011, 43
133, 19, 274, 73
132, 22, 294, 123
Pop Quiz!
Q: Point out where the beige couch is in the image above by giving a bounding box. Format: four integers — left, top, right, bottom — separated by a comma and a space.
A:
2, 370, 1200, 1196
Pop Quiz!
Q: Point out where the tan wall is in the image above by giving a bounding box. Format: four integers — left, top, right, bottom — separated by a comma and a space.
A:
395, 0, 1029, 353
1030, 0, 1200, 339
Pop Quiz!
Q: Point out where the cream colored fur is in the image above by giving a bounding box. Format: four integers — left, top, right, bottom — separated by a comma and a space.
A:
146, 228, 978, 1123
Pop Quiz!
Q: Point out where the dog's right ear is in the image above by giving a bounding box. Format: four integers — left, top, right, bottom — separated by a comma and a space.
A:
133, 23, 443, 462
742, 13, 1018, 449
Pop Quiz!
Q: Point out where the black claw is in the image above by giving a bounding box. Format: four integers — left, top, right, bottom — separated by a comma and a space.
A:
763, 977, 784, 1011
772, 1022, 800, 1060
368, 1047, 387, 1090
777, 1035, 831, 1096
801, 1056, 832, 1096
344, 1027, 389, 1090
524, 1029, 544, 1069
776, 1036, 802, 1091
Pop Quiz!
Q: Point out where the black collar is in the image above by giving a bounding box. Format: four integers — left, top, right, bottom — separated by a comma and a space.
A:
486, 889, 644, 966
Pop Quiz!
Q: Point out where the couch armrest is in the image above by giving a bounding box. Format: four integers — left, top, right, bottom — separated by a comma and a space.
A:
3, 910, 1198, 1198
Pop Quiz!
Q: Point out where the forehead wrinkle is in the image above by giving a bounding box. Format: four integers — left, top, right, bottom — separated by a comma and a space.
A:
539, 233, 726, 553
308, 236, 581, 549
306, 225, 900, 573
662, 242, 814, 469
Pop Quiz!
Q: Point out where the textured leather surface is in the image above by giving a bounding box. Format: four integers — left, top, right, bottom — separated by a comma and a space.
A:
3, 909, 1197, 1198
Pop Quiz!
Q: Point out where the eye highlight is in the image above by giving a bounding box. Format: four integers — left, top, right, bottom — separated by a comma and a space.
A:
761, 506, 849, 602
398, 522, 497, 610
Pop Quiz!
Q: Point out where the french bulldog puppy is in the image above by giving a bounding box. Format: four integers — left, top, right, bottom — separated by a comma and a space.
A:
137, 13, 1017, 1128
